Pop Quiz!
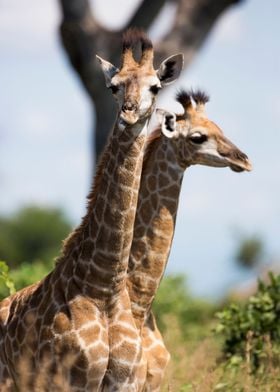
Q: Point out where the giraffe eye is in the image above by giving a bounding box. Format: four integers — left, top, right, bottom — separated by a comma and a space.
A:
190, 134, 208, 144
109, 85, 119, 94
150, 85, 161, 95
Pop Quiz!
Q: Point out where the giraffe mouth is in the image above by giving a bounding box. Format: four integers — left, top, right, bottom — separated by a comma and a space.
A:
230, 163, 246, 172
120, 111, 139, 125
218, 148, 252, 173
229, 160, 252, 172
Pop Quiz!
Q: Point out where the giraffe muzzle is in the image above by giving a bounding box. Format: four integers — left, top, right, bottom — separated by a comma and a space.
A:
223, 153, 252, 172
120, 101, 139, 125
229, 159, 252, 172
218, 138, 252, 172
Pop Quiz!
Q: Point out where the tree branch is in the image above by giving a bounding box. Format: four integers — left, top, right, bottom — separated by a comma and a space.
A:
125, 0, 167, 30
154, 0, 244, 66
58, 0, 120, 161
58, 0, 244, 162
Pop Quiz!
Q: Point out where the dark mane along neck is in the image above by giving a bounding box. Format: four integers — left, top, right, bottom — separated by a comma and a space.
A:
56, 138, 111, 265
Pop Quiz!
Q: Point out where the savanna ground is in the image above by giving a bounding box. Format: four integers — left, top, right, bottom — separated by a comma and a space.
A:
0, 206, 279, 391
154, 276, 280, 392
160, 314, 280, 391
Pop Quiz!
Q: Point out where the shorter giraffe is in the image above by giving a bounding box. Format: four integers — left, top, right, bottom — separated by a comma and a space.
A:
127, 89, 252, 390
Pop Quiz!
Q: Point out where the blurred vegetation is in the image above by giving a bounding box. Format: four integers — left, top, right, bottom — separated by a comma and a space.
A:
0, 205, 72, 268
215, 272, 280, 370
235, 234, 264, 268
0, 205, 72, 298
153, 275, 216, 340
0, 261, 16, 298
154, 274, 280, 391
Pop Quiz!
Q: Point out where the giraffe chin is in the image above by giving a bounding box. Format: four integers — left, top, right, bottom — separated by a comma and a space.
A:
120, 111, 139, 126
230, 164, 245, 173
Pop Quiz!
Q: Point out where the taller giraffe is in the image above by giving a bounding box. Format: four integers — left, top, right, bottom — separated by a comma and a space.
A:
0, 30, 183, 391
126, 89, 252, 391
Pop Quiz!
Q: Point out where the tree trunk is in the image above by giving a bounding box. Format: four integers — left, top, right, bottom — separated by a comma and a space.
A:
58, 0, 244, 165
93, 92, 116, 163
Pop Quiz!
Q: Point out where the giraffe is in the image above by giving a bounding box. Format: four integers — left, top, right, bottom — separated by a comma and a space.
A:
126, 89, 252, 391
0, 30, 183, 391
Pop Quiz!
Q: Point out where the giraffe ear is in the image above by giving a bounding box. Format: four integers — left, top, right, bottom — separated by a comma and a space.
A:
157, 54, 184, 86
96, 55, 119, 87
156, 109, 177, 138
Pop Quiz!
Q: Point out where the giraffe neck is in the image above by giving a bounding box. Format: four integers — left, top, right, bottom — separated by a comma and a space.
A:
58, 118, 149, 300
127, 135, 187, 326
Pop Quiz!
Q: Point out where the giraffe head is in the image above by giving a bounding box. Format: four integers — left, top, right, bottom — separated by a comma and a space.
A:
97, 29, 183, 125
156, 89, 252, 172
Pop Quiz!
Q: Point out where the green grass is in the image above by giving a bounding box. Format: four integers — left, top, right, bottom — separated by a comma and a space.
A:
161, 316, 280, 391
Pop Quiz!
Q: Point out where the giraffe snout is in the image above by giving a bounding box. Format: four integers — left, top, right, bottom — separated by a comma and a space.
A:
120, 100, 139, 125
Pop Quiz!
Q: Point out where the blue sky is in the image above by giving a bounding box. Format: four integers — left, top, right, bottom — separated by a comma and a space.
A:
1, 0, 279, 298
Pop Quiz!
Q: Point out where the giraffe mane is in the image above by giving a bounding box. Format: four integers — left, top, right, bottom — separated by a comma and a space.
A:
56, 141, 111, 264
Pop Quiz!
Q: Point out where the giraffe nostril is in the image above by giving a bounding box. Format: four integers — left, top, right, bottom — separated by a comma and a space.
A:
122, 102, 137, 112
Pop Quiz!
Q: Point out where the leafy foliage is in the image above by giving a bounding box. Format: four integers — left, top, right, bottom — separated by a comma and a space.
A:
157, 276, 279, 391
215, 272, 280, 369
0, 260, 16, 298
0, 205, 72, 268
0, 260, 53, 301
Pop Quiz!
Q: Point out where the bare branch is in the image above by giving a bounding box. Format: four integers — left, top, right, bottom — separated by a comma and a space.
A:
154, 0, 244, 66
125, 0, 167, 30
59, 0, 119, 97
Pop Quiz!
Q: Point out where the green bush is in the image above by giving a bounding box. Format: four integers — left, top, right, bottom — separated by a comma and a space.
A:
0, 258, 56, 300
215, 272, 280, 369
0, 205, 72, 268
0, 261, 16, 299
153, 275, 215, 338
